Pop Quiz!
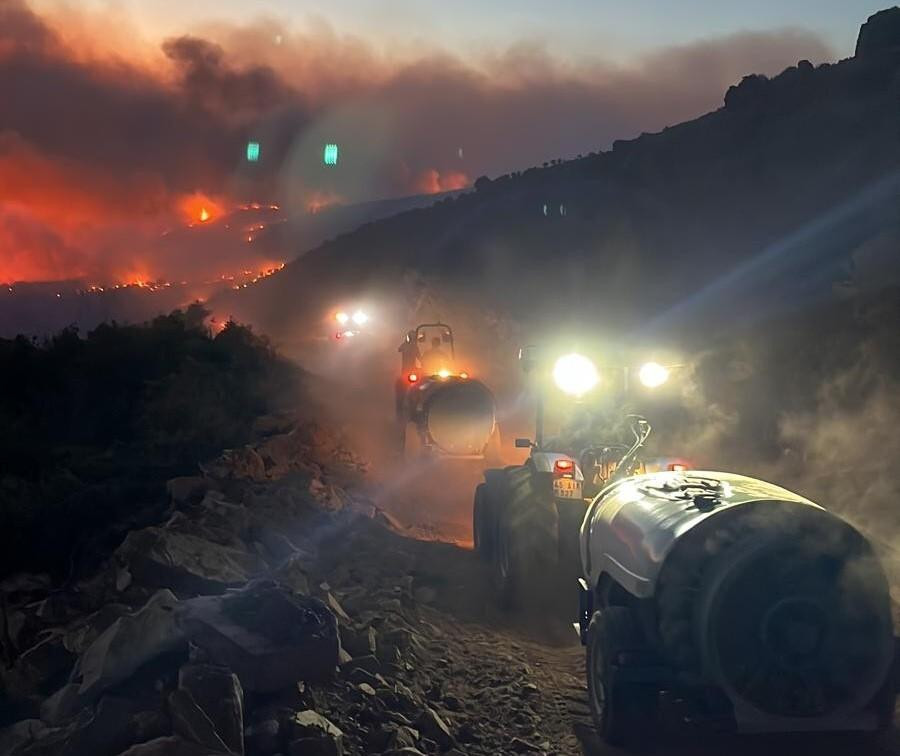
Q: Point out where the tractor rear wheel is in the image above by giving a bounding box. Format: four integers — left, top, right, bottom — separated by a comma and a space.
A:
491, 467, 559, 609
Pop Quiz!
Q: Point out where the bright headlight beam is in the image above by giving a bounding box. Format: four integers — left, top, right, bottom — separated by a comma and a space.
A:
639, 361, 670, 389
351, 310, 369, 326
335, 311, 349, 324
552, 353, 599, 397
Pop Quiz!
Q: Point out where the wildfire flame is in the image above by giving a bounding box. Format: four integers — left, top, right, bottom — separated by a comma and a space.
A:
178, 192, 224, 225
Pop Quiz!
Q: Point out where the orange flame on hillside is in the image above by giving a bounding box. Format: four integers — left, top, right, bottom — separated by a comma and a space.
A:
178, 192, 224, 225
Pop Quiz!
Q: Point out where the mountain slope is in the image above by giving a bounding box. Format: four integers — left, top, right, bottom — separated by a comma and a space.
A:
213, 9, 900, 342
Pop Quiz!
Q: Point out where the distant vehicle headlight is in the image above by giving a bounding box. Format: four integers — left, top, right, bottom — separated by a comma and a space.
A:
335, 311, 349, 324
639, 361, 669, 389
552, 353, 599, 397
351, 310, 369, 326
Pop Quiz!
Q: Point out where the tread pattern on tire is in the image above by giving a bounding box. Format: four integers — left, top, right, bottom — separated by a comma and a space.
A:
494, 465, 559, 609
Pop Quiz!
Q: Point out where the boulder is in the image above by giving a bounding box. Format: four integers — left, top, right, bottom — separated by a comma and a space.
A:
415, 707, 454, 750
856, 8, 900, 58
116, 527, 263, 595
182, 583, 339, 692
340, 625, 376, 658
289, 711, 343, 756
177, 664, 243, 755
73, 590, 186, 702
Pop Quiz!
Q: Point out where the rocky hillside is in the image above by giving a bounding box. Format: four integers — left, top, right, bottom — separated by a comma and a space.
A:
0, 416, 585, 756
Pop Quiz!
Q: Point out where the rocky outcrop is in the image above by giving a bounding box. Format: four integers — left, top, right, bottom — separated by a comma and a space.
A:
115, 528, 264, 595
856, 7, 900, 58
182, 584, 339, 692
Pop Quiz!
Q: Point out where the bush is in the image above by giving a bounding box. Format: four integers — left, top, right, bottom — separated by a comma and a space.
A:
0, 304, 301, 578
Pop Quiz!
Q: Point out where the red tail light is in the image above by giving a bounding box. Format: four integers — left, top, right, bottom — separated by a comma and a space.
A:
407, 373, 418, 383
334, 331, 343, 340
554, 459, 575, 474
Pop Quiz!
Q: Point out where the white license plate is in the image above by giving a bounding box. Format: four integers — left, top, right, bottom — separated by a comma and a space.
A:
553, 477, 582, 499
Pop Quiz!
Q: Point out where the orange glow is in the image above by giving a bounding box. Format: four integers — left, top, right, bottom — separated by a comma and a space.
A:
178, 192, 224, 225
416, 169, 470, 195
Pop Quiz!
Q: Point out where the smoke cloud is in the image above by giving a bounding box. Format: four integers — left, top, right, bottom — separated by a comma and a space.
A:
1, 0, 834, 284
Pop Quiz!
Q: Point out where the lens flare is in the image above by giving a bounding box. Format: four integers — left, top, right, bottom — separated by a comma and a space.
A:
552, 353, 599, 397
639, 361, 670, 389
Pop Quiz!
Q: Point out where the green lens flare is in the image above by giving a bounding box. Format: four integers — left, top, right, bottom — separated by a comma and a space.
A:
324, 143, 339, 166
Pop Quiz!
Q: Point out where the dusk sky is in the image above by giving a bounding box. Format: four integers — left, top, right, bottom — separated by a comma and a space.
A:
2, 0, 888, 284
37, 0, 883, 60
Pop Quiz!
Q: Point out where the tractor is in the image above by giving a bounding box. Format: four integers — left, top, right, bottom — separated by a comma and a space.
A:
396, 323, 500, 460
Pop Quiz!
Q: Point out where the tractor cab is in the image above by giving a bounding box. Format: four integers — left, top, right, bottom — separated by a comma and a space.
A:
399, 323, 459, 382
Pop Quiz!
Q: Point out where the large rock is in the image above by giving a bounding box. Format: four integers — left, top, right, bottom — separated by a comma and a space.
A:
856, 8, 900, 58
73, 590, 186, 702
415, 707, 454, 750
176, 664, 243, 755
289, 711, 344, 756
182, 582, 339, 693
116, 527, 263, 594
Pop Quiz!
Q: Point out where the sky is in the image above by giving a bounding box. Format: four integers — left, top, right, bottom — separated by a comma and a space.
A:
45, 0, 884, 60
1, 0, 888, 285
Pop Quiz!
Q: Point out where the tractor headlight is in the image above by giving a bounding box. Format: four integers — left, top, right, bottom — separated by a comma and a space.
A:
351, 310, 369, 326
552, 353, 599, 397
335, 311, 349, 325
639, 361, 669, 389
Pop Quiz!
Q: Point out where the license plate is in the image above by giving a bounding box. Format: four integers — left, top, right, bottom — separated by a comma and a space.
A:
553, 477, 582, 499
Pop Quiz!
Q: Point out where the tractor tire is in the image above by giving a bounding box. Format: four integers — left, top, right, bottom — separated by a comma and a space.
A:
872, 653, 898, 732
473, 483, 489, 559
492, 467, 559, 610
586, 607, 659, 747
